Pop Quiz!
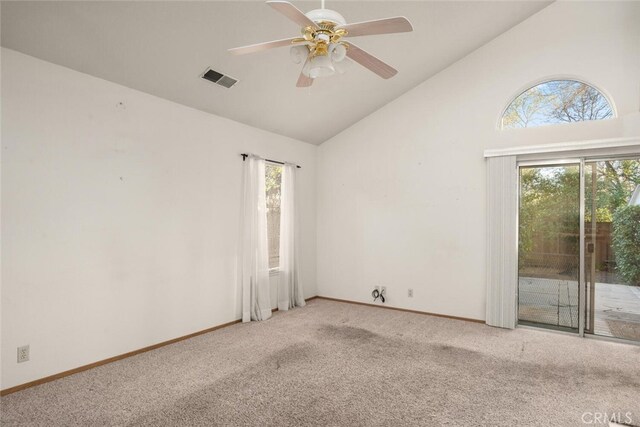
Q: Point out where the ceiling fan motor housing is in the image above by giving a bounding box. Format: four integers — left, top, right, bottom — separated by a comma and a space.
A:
305, 9, 347, 26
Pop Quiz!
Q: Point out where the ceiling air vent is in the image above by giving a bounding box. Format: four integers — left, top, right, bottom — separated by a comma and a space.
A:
201, 68, 238, 88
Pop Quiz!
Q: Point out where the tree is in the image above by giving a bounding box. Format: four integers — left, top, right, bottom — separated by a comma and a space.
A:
546, 81, 612, 123
502, 87, 546, 128
265, 163, 282, 268
502, 80, 613, 129
265, 163, 282, 212
519, 166, 581, 271
612, 206, 640, 285
519, 160, 640, 276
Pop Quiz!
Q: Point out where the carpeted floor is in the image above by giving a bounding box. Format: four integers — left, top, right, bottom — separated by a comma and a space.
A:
1, 298, 639, 426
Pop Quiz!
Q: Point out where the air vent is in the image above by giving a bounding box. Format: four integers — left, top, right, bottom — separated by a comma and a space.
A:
202, 69, 223, 83
217, 75, 238, 89
201, 68, 238, 88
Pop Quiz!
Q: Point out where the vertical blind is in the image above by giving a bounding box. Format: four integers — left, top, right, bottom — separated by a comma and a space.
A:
486, 155, 518, 329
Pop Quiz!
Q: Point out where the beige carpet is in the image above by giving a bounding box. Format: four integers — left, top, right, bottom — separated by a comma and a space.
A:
1, 299, 639, 426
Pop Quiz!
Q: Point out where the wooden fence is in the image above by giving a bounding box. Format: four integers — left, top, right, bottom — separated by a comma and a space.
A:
521, 222, 614, 276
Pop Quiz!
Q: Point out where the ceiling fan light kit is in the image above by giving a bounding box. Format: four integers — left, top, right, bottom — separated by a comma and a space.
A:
228, 1, 413, 87
304, 54, 334, 79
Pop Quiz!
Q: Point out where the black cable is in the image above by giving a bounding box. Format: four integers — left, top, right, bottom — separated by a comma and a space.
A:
371, 288, 386, 303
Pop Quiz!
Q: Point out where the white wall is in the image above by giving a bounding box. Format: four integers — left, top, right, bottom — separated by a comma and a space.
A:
316, 2, 640, 320
1, 48, 317, 390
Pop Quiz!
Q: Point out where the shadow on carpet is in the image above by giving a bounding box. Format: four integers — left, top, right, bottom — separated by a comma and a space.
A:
129, 323, 639, 426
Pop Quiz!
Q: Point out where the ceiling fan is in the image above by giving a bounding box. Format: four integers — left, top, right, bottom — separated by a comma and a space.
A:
228, 0, 413, 87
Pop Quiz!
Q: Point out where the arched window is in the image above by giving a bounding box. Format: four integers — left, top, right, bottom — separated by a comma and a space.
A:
501, 80, 614, 129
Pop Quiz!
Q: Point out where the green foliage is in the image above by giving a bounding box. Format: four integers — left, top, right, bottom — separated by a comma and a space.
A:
612, 206, 640, 285
586, 160, 640, 222
519, 160, 640, 270
265, 163, 282, 212
519, 166, 580, 268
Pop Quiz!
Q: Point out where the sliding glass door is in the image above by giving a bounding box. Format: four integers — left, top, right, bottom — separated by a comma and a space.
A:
584, 158, 640, 341
518, 156, 640, 342
518, 163, 581, 331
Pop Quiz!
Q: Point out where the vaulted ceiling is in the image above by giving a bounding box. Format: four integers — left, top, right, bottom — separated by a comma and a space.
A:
1, 1, 551, 144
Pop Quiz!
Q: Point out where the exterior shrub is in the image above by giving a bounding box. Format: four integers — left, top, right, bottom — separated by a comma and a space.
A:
612, 205, 640, 285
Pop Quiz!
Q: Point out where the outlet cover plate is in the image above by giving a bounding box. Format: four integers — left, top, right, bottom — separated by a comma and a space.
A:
17, 345, 29, 363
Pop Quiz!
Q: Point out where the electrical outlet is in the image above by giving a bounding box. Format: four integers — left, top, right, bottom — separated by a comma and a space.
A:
17, 345, 29, 363
408, 288, 413, 298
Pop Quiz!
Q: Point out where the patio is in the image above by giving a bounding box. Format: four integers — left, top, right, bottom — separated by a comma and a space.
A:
518, 278, 640, 341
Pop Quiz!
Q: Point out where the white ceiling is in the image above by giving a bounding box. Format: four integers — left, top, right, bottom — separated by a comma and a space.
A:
1, 1, 550, 144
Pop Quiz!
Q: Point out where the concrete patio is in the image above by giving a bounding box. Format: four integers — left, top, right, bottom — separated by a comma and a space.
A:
518, 278, 640, 341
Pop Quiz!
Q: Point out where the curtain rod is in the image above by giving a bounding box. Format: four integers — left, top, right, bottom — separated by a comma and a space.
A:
241, 154, 301, 168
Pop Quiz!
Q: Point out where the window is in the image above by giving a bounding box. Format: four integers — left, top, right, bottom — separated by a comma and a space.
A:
265, 162, 282, 269
501, 80, 613, 129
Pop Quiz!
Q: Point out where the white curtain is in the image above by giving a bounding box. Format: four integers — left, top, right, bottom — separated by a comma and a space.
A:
485, 155, 518, 329
240, 155, 272, 322
278, 163, 305, 311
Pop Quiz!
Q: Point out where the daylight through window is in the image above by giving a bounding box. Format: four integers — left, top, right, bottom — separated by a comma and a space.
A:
501, 80, 613, 129
265, 162, 282, 269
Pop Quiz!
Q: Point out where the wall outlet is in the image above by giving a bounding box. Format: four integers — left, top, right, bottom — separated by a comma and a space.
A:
408, 288, 414, 298
17, 345, 30, 363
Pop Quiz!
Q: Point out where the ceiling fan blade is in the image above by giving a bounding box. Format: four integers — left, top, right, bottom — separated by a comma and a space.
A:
345, 42, 397, 79
296, 58, 313, 87
228, 37, 303, 55
296, 72, 313, 88
338, 17, 413, 37
267, 1, 319, 29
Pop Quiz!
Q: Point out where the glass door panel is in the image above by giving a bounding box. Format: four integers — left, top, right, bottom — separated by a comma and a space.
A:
584, 158, 640, 342
518, 164, 581, 331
